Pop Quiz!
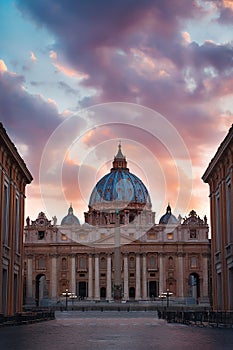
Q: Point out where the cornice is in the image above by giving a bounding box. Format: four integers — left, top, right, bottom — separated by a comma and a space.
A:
0, 122, 33, 183
202, 124, 233, 182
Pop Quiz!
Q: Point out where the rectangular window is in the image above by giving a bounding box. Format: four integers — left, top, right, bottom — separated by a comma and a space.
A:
148, 232, 156, 240
79, 257, 86, 269
2, 269, 8, 315
167, 232, 173, 240
190, 229, 196, 239
37, 258, 46, 269
228, 267, 233, 310
217, 273, 222, 309
149, 256, 156, 268
216, 195, 221, 251
226, 181, 232, 244
190, 256, 197, 268
3, 182, 10, 246
14, 273, 18, 313
14, 194, 20, 252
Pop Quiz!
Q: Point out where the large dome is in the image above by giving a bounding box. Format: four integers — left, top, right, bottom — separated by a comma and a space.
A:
89, 144, 151, 210
89, 171, 151, 208
84, 144, 153, 226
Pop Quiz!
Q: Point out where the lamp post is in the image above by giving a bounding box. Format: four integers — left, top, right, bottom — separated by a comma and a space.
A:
160, 289, 173, 308
165, 289, 173, 307
70, 293, 78, 310
166, 289, 170, 307
62, 289, 71, 311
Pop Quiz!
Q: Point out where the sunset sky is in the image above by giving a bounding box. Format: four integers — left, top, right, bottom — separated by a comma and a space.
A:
0, 0, 232, 226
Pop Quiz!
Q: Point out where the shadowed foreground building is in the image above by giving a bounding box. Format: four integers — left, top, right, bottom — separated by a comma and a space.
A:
24, 145, 211, 306
202, 125, 233, 311
0, 123, 33, 316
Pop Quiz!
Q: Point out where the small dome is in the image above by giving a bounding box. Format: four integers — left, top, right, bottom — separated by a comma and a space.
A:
159, 205, 178, 225
61, 206, 80, 226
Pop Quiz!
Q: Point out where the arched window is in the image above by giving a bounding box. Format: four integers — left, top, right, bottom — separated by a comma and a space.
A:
188, 273, 200, 301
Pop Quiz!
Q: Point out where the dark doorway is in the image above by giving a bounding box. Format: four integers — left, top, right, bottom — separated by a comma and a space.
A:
35, 274, 46, 306
149, 281, 158, 298
78, 281, 87, 299
188, 273, 200, 302
14, 273, 18, 313
129, 287, 135, 298
2, 269, 7, 315
100, 287, 106, 298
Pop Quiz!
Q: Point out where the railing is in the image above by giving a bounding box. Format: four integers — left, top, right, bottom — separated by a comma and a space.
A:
0, 311, 55, 326
158, 309, 233, 327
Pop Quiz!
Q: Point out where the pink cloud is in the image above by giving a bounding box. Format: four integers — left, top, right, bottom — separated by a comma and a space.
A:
3, 0, 232, 224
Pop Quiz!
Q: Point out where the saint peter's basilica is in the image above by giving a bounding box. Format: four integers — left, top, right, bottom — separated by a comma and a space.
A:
24, 145, 211, 306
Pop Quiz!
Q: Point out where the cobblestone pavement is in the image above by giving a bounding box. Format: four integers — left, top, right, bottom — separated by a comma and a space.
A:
0, 311, 233, 350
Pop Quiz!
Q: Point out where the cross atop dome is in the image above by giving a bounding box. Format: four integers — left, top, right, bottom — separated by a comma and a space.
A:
112, 142, 128, 170
115, 141, 124, 159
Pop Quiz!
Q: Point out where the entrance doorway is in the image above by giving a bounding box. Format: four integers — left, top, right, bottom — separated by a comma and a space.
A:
149, 281, 158, 298
35, 274, 47, 306
78, 281, 87, 299
129, 287, 135, 298
100, 287, 106, 298
188, 273, 200, 302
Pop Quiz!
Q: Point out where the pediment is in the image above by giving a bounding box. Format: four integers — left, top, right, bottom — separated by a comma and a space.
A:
92, 233, 136, 247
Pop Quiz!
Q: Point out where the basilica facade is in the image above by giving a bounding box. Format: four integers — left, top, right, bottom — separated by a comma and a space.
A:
24, 145, 211, 306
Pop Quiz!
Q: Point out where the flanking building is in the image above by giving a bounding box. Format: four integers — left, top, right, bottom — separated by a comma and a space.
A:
203, 125, 233, 311
0, 123, 33, 316
24, 145, 211, 306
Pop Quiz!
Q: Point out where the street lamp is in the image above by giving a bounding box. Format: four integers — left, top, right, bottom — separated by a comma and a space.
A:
160, 289, 173, 307
165, 289, 173, 307
69, 293, 78, 310
62, 289, 71, 310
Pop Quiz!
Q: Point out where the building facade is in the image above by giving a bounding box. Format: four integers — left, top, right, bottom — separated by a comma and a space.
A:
0, 123, 33, 316
203, 125, 233, 311
24, 145, 210, 306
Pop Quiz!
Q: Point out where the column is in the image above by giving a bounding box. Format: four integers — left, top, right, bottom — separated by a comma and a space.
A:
135, 254, 141, 300
71, 255, 76, 294
123, 254, 129, 300
106, 254, 112, 300
51, 255, 57, 301
142, 254, 147, 299
202, 253, 209, 297
94, 254, 100, 300
177, 253, 184, 297
88, 254, 93, 299
159, 253, 164, 295
27, 256, 33, 304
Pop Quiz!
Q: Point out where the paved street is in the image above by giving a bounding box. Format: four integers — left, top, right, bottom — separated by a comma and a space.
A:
0, 311, 233, 350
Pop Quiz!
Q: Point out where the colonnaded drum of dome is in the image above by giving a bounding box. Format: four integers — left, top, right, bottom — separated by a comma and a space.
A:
84, 143, 154, 226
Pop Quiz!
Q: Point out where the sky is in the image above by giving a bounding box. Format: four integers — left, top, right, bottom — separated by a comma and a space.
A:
0, 0, 232, 226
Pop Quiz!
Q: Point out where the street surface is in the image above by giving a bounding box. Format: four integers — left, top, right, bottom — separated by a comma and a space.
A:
0, 311, 233, 349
